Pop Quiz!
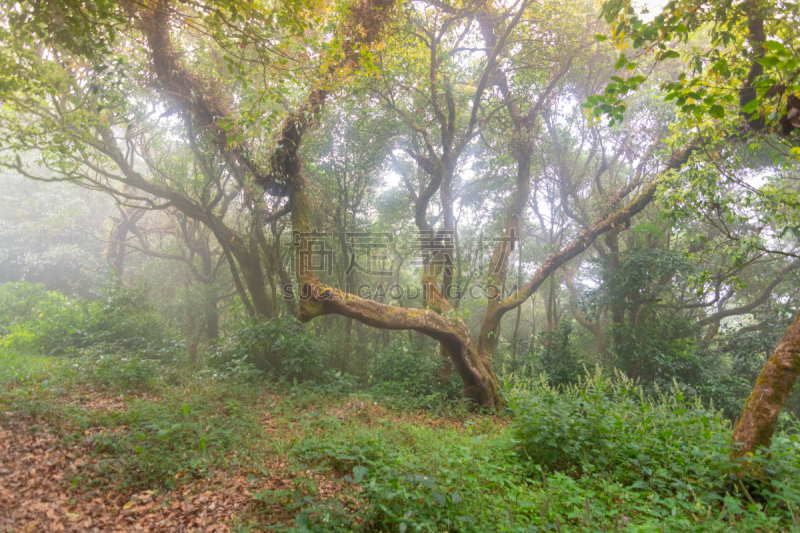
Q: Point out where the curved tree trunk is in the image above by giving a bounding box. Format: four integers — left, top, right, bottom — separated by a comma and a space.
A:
731, 312, 800, 458
290, 182, 504, 408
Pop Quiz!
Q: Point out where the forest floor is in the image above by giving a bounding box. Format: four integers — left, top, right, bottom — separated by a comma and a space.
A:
2, 353, 799, 533
0, 356, 488, 533
1, 405, 259, 532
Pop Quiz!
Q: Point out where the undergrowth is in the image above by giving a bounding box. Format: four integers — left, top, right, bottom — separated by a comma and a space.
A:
1, 352, 799, 532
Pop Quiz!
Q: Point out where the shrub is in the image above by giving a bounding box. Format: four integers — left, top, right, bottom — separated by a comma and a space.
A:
368, 341, 461, 409
508, 367, 800, 524
612, 315, 750, 418
0, 282, 48, 336
510, 369, 730, 479
0, 282, 179, 358
534, 320, 583, 387
71, 351, 161, 392
209, 316, 324, 382
80, 392, 263, 491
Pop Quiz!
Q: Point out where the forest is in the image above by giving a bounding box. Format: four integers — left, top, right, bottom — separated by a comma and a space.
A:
0, 0, 799, 530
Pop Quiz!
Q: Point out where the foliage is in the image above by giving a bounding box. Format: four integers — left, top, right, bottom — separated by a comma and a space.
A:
535, 320, 584, 387
277, 369, 800, 532
0, 281, 48, 336
2, 350, 800, 531
0, 352, 266, 492
81, 393, 262, 492
0, 1, 798, 527
612, 315, 749, 417
368, 341, 461, 410
0, 281, 180, 358
509, 369, 800, 528
209, 316, 325, 383
0, 171, 112, 295
591, 0, 799, 138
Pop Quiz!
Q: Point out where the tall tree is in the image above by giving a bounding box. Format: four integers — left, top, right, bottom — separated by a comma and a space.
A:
1, 0, 696, 407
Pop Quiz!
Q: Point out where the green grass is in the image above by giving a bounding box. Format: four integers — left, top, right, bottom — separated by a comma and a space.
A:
1, 351, 799, 532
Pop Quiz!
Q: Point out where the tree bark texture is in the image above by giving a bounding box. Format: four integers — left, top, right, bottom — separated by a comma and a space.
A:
731, 312, 800, 458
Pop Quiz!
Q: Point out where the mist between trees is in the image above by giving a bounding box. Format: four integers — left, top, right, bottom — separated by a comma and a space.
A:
1, 0, 800, 529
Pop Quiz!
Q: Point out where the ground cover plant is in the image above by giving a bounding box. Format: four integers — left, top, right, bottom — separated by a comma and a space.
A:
1, 0, 800, 530
2, 343, 800, 532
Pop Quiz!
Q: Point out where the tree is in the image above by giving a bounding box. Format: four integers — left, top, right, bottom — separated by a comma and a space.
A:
592, 0, 800, 455
1, 0, 699, 408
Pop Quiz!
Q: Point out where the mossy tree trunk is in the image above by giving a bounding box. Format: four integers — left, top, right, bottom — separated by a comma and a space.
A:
290, 181, 505, 408
130, 0, 701, 409
731, 312, 800, 458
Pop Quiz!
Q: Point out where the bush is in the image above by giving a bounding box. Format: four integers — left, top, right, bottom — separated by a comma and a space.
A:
508, 368, 800, 524
80, 391, 263, 491
368, 341, 461, 409
510, 369, 729, 479
0, 282, 48, 336
535, 320, 583, 387
71, 351, 161, 392
209, 316, 324, 382
0, 282, 180, 358
289, 416, 530, 532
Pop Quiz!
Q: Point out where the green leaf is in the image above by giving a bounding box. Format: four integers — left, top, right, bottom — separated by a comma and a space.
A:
759, 55, 780, 68
295, 512, 310, 531
353, 465, 367, 482
762, 40, 785, 51
741, 100, 759, 113
709, 105, 725, 119
658, 50, 680, 61
594, 34, 607, 41
614, 54, 628, 70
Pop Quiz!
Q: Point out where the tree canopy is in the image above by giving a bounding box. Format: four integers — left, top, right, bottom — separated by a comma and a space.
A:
1, 0, 799, 455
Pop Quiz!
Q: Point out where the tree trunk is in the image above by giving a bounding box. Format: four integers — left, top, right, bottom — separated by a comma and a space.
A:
213, 221, 274, 320
343, 317, 353, 373
108, 221, 128, 277
731, 311, 800, 458
511, 306, 521, 358
186, 310, 198, 365
546, 274, 555, 346
530, 294, 536, 354
563, 264, 607, 361
289, 181, 504, 409
206, 298, 219, 341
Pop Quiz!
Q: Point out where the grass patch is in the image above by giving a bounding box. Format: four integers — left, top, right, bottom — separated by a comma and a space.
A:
2, 352, 800, 532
